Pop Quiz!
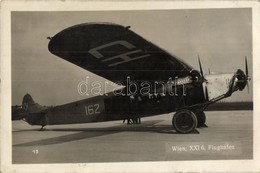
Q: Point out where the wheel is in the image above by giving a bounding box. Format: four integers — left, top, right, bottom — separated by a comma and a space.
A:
172, 110, 198, 134
195, 111, 206, 127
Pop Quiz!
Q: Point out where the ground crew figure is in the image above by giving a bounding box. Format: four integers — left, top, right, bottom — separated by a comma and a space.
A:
125, 95, 142, 125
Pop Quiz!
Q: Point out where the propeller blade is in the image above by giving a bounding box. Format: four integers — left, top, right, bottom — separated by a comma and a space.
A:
205, 86, 209, 101
245, 56, 249, 77
245, 56, 250, 93
198, 55, 204, 79
247, 81, 249, 93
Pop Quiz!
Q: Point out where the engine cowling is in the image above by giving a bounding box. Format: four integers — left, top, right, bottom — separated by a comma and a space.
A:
234, 69, 247, 91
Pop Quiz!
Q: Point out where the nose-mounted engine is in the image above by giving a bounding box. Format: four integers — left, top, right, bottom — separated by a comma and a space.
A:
164, 57, 250, 101
233, 69, 248, 91
228, 58, 250, 94
178, 56, 252, 104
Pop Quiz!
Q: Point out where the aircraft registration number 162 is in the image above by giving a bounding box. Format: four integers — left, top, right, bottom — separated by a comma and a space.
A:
84, 104, 101, 116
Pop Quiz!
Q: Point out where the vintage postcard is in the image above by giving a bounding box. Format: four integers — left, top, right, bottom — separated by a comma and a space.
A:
1, 1, 260, 173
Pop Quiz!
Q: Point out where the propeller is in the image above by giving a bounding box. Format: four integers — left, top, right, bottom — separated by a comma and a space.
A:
235, 56, 250, 92
198, 55, 204, 80
189, 56, 206, 84
245, 56, 248, 76
245, 56, 250, 93
204, 86, 209, 101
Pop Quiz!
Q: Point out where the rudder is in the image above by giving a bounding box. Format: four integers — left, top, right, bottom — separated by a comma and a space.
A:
22, 93, 35, 111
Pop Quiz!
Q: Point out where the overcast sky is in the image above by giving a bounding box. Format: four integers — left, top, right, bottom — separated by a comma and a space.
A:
11, 8, 252, 105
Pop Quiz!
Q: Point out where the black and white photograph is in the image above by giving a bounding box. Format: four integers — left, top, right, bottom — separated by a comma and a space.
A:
1, 1, 260, 173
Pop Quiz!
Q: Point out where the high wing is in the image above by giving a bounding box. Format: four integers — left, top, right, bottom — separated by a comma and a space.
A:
48, 23, 194, 84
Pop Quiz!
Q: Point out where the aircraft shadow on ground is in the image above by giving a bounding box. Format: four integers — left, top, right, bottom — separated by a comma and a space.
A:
14, 120, 201, 147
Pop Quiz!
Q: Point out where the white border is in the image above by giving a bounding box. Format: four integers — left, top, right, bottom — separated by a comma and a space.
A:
1, 1, 260, 173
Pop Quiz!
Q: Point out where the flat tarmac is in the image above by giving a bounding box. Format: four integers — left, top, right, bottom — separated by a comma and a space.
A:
12, 111, 253, 164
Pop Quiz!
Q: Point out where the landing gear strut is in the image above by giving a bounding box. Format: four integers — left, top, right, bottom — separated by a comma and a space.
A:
195, 111, 207, 127
40, 125, 46, 131
172, 110, 197, 134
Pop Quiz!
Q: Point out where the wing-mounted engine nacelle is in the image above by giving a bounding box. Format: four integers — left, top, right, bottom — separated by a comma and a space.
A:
190, 69, 203, 83
163, 69, 205, 96
189, 57, 207, 85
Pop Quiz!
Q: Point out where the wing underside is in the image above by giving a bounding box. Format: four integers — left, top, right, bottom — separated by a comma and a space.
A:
48, 23, 193, 84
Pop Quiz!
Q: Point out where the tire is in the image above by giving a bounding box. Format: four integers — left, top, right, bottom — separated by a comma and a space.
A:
172, 110, 198, 134
196, 111, 206, 127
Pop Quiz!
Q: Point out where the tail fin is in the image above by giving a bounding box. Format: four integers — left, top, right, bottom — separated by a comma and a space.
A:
21, 94, 47, 126
22, 93, 36, 111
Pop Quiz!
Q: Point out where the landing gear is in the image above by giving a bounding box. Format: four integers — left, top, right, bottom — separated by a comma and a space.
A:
172, 110, 197, 134
195, 111, 207, 127
39, 125, 46, 131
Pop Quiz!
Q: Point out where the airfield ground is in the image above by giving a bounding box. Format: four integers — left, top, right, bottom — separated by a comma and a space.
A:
12, 110, 253, 164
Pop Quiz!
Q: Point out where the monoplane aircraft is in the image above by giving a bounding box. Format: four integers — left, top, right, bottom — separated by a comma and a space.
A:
18, 23, 250, 133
